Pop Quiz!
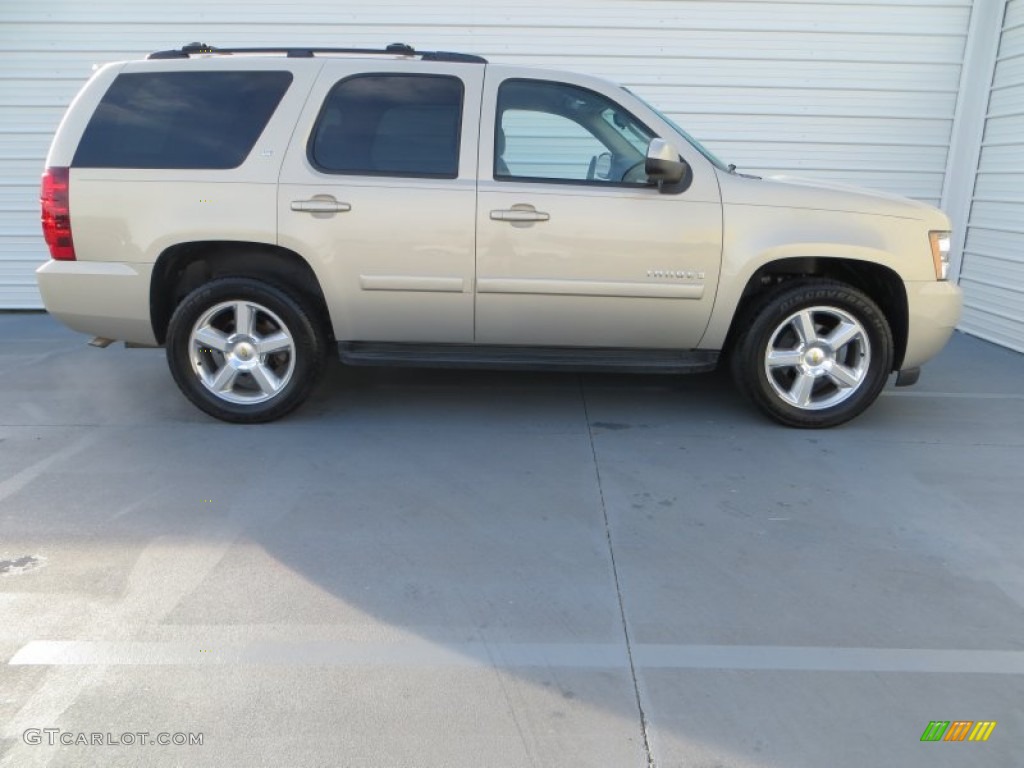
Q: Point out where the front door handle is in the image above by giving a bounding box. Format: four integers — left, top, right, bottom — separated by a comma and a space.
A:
490, 208, 550, 223
291, 199, 352, 213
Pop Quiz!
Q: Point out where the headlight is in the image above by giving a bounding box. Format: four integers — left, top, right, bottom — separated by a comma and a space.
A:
929, 231, 951, 280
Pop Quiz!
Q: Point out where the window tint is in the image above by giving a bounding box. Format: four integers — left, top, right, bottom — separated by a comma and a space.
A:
496, 79, 655, 185
500, 110, 606, 180
310, 74, 463, 178
73, 71, 292, 169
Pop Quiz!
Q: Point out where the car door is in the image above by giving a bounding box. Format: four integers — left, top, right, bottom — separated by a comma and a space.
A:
278, 60, 482, 343
475, 70, 723, 349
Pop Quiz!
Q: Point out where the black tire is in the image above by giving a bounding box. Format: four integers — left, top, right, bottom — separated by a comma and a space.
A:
731, 279, 893, 428
166, 277, 326, 423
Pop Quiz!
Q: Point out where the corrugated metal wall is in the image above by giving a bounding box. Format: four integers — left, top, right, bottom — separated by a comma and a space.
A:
0, 0, 975, 309
960, 0, 1024, 352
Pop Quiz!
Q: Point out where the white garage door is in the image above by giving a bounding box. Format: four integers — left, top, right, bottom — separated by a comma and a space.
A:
959, 0, 1024, 353
0, 0, 973, 308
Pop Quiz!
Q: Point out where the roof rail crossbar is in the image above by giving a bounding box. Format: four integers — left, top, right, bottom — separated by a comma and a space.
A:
148, 42, 486, 64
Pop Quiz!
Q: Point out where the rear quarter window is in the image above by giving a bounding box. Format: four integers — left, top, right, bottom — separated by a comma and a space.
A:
72, 71, 293, 169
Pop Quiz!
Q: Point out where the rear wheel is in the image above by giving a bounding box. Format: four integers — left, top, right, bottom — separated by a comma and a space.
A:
732, 279, 893, 428
166, 277, 326, 423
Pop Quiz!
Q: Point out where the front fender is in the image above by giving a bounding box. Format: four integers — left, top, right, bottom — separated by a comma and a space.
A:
699, 204, 933, 349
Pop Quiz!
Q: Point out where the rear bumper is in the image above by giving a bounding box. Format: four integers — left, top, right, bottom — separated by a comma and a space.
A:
901, 280, 963, 371
36, 260, 157, 346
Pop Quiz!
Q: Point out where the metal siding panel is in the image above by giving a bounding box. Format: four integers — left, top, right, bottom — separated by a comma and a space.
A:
550, 60, 963, 91
775, 169, 946, 200
963, 226, 1024, 259
0, 133, 54, 161
992, 49, 1024, 87
1007, 0, 1024, 25
987, 81, 1024, 114
0, 254, 49, 309
960, 253, 1024, 281
0, 27, 969, 64
633, 86, 960, 118
715, 143, 950, 172
0, 106, 66, 134
979, 112, 1024, 143
961, 0, 1024, 352
997, 21, 1024, 52
682, 115, 953, 145
0, 1, 975, 25
960, 283, 1024, 353
968, 200, 1024, 230
973, 171, 1024, 198
0, 0, 973, 308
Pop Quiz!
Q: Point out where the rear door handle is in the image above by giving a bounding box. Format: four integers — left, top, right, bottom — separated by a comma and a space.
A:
490, 208, 550, 223
291, 199, 352, 213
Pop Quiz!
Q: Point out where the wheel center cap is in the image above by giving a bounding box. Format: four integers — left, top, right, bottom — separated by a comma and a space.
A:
805, 347, 827, 366
227, 339, 258, 369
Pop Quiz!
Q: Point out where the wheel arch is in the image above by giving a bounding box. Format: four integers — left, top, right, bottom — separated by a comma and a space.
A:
722, 256, 909, 370
150, 241, 332, 345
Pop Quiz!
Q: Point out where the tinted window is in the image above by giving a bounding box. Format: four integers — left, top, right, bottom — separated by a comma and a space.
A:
73, 71, 292, 169
500, 109, 606, 181
310, 74, 463, 178
496, 79, 655, 185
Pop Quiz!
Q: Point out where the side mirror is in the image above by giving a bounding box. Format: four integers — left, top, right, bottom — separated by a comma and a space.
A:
645, 138, 688, 187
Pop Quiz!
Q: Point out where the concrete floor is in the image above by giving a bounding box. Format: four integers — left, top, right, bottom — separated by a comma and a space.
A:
1, 312, 1022, 768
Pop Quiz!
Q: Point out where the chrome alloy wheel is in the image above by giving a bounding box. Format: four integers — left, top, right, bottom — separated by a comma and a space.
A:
763, 306, 871, 410
188, 300, 296, 405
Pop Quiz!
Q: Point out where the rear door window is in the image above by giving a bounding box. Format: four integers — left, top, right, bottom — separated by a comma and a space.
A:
73, 71, 293, 169
308, 74, 464, 178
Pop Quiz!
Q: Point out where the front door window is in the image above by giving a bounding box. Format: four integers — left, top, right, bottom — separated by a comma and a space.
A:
494, 79, 656, 186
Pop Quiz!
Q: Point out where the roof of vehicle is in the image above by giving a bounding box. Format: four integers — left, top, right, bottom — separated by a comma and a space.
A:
147, 42, 487, 65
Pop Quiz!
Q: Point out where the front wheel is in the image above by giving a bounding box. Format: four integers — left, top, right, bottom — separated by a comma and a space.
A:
166, 277, 326, 423
732, 280, 894, 428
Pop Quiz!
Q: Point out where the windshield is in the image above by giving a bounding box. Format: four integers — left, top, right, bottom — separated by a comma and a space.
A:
624, 88, 730, 171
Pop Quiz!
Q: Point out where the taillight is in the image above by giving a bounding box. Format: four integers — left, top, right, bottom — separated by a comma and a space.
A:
41, 167, 75, 261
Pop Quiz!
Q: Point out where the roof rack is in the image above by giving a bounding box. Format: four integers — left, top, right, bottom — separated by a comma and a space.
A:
148, 42, 486, 64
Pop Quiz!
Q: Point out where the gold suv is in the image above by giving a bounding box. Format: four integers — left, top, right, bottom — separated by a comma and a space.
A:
37, 43, 962, 427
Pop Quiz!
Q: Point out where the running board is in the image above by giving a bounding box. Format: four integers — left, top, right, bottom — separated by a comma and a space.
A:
338, 342, 718, 374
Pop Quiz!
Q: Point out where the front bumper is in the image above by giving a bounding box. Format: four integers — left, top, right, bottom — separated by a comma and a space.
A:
36, 260, 157, 346
901, 280, 963, 371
